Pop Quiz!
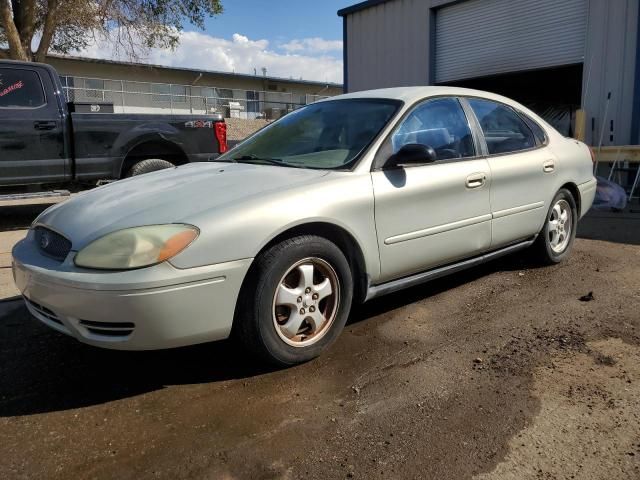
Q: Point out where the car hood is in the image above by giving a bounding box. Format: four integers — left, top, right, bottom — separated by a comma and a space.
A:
36, 162, 329, 249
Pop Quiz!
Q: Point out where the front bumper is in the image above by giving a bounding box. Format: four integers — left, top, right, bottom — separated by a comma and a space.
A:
12, 231, 252, 350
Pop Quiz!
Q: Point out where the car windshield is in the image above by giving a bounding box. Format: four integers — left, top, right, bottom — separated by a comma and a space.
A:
218, 99, 401, 170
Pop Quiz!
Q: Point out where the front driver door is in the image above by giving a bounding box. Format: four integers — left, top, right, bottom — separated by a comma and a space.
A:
0, 66, 66, 185
371, 97, 492, 283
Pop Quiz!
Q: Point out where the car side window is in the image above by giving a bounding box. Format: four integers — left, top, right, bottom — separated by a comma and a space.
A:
391, 97, 475, 161
468, 99, 536, 155
521, 113, 548, 146
0, 67, 46, 109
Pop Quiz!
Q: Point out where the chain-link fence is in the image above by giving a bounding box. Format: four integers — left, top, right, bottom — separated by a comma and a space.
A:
60, 76, 332, 120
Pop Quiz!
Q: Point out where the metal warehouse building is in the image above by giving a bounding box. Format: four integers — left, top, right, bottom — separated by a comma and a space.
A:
339, 0, 640, 146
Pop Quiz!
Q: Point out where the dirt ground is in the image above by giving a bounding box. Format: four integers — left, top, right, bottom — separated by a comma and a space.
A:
0, 203, 639, 480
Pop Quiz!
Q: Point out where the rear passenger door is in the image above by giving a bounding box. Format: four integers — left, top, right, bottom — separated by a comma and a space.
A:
465, 98, 556, 249
0, 66, 66, 185
371, 97, 492, 283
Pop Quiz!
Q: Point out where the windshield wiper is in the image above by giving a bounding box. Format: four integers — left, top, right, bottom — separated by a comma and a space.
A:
233, 154, 288, 166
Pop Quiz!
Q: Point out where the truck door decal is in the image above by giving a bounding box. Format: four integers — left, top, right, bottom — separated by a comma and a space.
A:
0, 79, 25, 98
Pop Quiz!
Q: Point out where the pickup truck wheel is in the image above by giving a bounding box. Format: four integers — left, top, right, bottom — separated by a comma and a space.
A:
235, 235, 353, 366
125, 158, 175, 177
532, 188, 577, 264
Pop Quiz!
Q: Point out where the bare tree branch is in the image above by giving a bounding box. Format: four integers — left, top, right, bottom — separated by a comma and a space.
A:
34, 0, 59, 62
14, 0, 37, 54
2, 0, 224, 62
0, 0, 28, 60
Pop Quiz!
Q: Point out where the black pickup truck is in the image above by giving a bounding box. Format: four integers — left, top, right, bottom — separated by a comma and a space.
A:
0, 60, 227, 191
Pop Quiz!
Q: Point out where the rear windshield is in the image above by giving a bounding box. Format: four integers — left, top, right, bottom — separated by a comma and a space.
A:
0, 68, 46, 108
218, 99, 401, 170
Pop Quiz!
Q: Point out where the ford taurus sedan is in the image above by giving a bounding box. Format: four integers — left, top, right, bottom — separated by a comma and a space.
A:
12, 87, 597, 365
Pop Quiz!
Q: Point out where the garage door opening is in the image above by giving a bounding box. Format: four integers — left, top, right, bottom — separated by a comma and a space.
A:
442, 64, 583, 137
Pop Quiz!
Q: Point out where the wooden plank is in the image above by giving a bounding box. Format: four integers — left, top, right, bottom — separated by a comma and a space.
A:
574, 109, 586, 142
594, 146, 640, 163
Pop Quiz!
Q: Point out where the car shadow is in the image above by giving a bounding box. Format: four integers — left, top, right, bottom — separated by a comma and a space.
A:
350, 251, 538, 324
0, 306, 281, 417
0, 250, 539, 418
0, 204, 51, 230
576, 207, 640, 246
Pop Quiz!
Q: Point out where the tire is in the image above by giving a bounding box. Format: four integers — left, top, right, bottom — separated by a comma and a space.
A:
532, 188, 578, 264
125, 158, 175, 177
234, 235, 354, 366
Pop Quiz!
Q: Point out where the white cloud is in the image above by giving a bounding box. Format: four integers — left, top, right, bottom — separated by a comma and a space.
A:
74, 31, 343, 84
280, 37, 343, 54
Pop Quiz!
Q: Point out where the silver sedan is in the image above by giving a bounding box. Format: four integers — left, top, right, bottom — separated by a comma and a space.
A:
12, 87, 597, 365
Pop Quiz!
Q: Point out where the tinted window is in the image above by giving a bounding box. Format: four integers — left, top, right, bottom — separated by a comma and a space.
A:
152, 83, 171, 103
392, 97, 475, 160
468, 99, 536, 155
522, 114, 548, 145
85, 78, 105, 90
219, 99, 400, 170
0, 68, 45, 108
171, 85, 187, 103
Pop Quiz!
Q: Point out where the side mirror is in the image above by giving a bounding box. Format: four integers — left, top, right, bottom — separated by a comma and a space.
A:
385, 144, 437, 169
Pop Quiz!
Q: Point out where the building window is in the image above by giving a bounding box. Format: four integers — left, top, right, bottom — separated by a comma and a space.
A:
246, 90, 259, 113
217, 88, 233, 100
152, 83, 171, 103
151, 84, 189, 105
201, 87, 216, 99
59, 76, 75, 102
171, 85, 187, 104
83, 78, 105, 100
85, 78, 105, 90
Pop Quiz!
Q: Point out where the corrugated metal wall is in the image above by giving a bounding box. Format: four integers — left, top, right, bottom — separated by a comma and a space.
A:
582, 0, 639, 146
435, 0, 588, 83
344, 0, 431, 92
342, 0, 639, 145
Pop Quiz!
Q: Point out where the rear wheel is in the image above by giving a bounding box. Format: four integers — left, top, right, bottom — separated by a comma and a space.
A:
235, 235, 353, 366
532, 188, 577, 264
125, 158, 174, 177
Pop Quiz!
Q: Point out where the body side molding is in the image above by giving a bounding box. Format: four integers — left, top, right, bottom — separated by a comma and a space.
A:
365, 237, 537, 301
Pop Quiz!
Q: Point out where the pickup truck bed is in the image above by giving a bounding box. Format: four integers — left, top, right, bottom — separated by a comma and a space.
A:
0, 60, 227, 188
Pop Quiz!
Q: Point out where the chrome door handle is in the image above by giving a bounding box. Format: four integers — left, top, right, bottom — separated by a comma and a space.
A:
466, 173, 487, 188
543, 160, 555, 173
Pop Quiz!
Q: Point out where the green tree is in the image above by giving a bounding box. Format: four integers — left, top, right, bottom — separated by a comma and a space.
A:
0, 0, 223, 62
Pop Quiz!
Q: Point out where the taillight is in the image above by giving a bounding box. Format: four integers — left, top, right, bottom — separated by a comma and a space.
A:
215, 122, 228, 154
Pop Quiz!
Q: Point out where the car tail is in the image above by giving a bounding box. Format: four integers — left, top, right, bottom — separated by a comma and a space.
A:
215, 121, 228, 154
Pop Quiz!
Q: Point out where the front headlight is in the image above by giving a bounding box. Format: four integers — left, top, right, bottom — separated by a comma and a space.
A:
74, 224, 199, 270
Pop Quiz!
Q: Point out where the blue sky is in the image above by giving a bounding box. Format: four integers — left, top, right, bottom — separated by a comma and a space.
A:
79, 0, 354, 83
201, 0, 352, 58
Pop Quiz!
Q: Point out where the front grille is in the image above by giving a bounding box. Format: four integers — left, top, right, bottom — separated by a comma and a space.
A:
24, 297, 63, 325
34, 226, 72, 261
79, 320, 135, 338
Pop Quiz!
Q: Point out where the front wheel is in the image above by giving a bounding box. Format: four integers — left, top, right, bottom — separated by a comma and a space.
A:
125, 158, 174, 177
234, 235, 353, 366
532, 188, 577, 264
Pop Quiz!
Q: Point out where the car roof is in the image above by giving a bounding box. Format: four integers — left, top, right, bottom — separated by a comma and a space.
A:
323, 86, 519, 106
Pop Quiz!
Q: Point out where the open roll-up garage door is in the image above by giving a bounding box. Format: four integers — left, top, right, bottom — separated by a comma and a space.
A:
435, 0, 588, 84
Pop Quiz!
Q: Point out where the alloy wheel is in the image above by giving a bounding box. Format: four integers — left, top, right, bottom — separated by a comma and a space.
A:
272, 257, 340, 347
548, 199, 573, 254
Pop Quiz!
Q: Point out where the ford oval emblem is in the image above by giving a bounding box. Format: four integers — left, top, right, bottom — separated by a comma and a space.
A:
40, 231, 51, 249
